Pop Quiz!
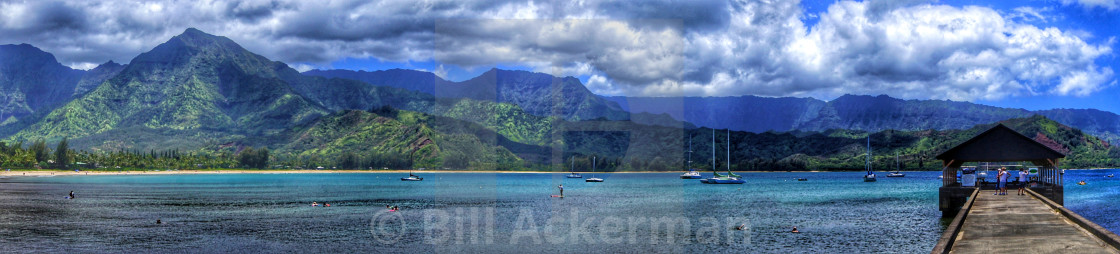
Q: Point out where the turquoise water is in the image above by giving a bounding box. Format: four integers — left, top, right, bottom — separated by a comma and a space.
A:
1064, 169, 1120, 235
0, 171, 972, 253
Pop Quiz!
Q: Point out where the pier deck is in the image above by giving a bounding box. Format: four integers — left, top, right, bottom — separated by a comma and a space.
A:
938, 190, 1119, 253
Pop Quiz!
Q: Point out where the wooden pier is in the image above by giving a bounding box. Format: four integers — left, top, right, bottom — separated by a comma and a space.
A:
932, 189, 1120, 253
932, 124, 1120, 253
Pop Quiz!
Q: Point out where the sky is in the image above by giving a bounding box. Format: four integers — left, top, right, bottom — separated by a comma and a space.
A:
0, 0, 1118, 113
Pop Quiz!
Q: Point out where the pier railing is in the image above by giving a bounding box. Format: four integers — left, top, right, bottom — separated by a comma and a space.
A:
930, 188, 979, 254
1028, 188, 1120, 249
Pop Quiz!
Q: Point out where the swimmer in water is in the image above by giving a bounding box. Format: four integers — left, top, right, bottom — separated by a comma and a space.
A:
792, 226, 800, 233
68, 191, 75, 199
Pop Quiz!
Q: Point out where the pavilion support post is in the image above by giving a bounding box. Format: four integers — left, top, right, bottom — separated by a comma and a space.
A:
1030, 166, 1064, 206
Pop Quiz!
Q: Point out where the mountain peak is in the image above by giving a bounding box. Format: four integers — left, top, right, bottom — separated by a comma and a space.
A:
170, 28, 229, 46
180, 27, 210, 37
0, 43, 64, 68
99, 60, 122, 67
127, 27, 272, 74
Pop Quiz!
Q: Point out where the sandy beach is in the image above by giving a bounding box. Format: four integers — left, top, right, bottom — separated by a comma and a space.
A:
0, 169, 575, 176
0, 169, 868, 176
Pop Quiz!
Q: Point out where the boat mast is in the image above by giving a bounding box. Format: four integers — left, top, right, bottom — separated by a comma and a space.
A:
726, 129, 730, 173
866, 136, 872, 175
688, 135, 693, 169
712, 129, 717, 176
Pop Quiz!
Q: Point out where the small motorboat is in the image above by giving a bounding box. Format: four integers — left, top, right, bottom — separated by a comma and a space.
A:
681, 169, 702, 179
1107, 174, 1115, 178
796, 178, 808, 181
887, 172, 905, 177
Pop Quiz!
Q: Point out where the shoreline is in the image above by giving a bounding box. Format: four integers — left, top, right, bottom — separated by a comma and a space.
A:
1, 168, 1114, 177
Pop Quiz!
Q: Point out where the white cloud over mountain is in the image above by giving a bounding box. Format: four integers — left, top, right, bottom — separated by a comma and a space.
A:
0, 0, 1113, 102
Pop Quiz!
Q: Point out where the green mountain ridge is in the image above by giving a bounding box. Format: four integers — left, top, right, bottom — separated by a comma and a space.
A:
0, 29, 1115, 171
272, 109, 525, 170
11, 28, 330, 142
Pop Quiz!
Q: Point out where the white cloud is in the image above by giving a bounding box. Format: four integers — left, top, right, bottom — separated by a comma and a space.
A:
1061, 0, 1120, 10
433, 19, 684, 87
418, 64, 449, 79
619, 0, 1114, 101
66, 62, 99, 71
290, 63, 314, 73
1009, 6, 1049, 23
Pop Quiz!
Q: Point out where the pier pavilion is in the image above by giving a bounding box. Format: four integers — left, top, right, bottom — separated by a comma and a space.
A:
931, 124, 1120, 253
936, 124, 1064, 217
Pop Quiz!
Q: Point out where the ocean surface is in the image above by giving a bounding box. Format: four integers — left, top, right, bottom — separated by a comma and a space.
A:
0, 170, 1113, 253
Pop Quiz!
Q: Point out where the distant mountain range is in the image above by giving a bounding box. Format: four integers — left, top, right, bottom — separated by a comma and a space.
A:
603, 94, 1120, 143
305, 61, 1120, 144
304, 68, 630, 121
0, 44, 127, 138
0, 28, 1116, 170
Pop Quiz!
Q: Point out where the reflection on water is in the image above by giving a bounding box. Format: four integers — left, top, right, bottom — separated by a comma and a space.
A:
0, 171, 996, 253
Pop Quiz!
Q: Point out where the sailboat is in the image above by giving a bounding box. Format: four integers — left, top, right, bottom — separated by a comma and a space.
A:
400, 168, 423, 181
977, 162, 987, 182
887, 152, 905, 177
681, 135, 702, 179
566, 157, 582, 178
863, 136, 876, 182
702, 129, 745, 184
586, 156, 604, 182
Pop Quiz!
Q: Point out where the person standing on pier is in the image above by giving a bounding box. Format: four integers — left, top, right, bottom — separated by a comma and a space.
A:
998, 167, 1010, 195
999, 168, 1008, 194
1017, 168, 1029, 195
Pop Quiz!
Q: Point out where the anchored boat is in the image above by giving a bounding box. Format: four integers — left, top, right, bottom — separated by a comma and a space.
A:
566, 157, 582, 178
401, 168, 423, 181
887, 152, 905, 177
864, 136, 876, 182
702, 129, 744, 184
681, 135, 703, 179
586, 157, 603, 182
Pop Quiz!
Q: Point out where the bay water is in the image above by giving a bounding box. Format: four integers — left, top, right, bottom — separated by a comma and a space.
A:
0, 170, 1112, 253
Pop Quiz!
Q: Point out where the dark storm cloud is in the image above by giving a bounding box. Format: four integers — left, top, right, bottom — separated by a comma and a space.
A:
1, 1, 88, 36
597, 0, 730, 32
225, 0, 286, 22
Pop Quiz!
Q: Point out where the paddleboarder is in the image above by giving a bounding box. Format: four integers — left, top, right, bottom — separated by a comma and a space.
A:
558, 184, 564, 197
68, 191, 75, 199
